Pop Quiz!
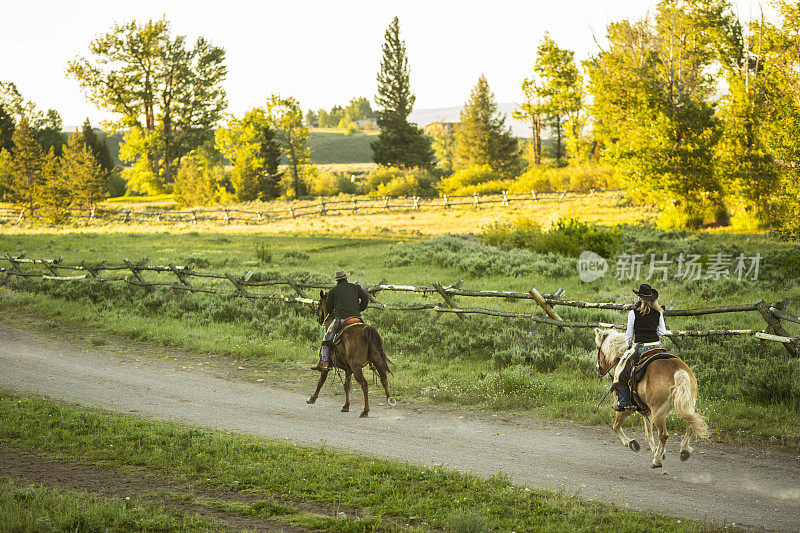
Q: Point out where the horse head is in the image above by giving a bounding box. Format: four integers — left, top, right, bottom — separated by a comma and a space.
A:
594, 327, 623, 377
316, 290, 328, 325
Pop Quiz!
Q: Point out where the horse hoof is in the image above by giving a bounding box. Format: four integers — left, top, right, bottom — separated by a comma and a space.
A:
341, 406, 349, 412
359, 411, 369, 418
629, 440, 640, 452
651, 463, 662, 468
306, 396, 316, 404
387, 398, 397, 407
680, 450, 690, 462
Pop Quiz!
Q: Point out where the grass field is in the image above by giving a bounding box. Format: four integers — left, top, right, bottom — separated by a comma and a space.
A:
1, 221, 798, 448
0, 393, 713, 532
307, 128, 379, 165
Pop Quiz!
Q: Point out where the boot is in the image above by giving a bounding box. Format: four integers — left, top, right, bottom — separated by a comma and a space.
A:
310, 345, 330, 372
614, 385, 634, 411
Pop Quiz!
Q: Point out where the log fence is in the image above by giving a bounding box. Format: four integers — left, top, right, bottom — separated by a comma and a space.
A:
0, 189, 624, 226
1, 253, 798, 356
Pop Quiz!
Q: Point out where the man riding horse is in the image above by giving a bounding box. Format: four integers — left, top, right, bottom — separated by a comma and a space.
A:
311, 269, 370, 372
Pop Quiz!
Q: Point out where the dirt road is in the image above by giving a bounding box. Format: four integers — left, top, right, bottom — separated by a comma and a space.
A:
1, 322, 798, 531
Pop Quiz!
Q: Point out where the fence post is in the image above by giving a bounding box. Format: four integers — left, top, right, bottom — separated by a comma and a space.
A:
443, 194, 450, 208
89, 206, 96, 221
473, 192, 479, 207
531, 190, 538, 202
559, 191, 567, 201
223, 209, 230, 225
383, 196, 389, 210
413, 196, 420, 210
502, 190, 509, 206
17, 209, 25, 223
589, 189, 595, 197
756, 299, 799, 357
432, 280, 464, 321
320, 201, 326, 215
352, 198, 358, 213
192, 212, 198, 224
156, 212, 161, 223
257, 211, 263, 222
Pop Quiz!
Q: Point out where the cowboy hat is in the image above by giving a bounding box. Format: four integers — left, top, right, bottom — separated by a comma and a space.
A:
633, 283, 659, 301
333, 269, 349, 281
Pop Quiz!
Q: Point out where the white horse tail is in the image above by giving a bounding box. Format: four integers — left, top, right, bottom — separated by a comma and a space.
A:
671, 370, 709, 439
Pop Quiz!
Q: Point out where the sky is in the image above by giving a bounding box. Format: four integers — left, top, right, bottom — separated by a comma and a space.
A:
0, 0, 777, 129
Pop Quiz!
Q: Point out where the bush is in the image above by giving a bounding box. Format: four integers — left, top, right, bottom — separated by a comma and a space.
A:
363, 166, 439, 197
507, 163, 620, 194
480, 217, 622, 258
305, 167, 361, 196
438, 164, 497, 195
374, 167, 438, 197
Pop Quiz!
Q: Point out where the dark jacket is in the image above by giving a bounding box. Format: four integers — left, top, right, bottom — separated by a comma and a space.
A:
326, 280, 370, 320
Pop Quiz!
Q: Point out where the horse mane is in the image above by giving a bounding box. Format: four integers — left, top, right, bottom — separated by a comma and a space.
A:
595, 328, 627, 367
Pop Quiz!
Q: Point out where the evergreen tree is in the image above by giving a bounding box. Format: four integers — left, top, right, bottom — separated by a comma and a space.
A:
455, 75, 520, 176
0, 105, 14, 154
9, 117, 45, 212
36, 150, 71, 223
61, 131, 107, 208
371, 17, 433, 168
81, 119, 114, 175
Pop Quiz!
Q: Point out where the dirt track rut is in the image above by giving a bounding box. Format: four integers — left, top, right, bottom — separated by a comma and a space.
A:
1, 323, 798, 531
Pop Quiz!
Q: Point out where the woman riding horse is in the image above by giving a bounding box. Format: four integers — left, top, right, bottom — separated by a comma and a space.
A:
613, 283, 667, 410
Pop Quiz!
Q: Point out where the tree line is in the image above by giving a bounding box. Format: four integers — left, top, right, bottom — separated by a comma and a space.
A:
1, 1, 798, 232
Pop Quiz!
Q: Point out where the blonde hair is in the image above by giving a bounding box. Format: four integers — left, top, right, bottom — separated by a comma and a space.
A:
636, 298, 663, 315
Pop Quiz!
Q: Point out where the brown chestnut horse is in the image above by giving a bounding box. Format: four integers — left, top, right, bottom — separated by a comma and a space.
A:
595, 328, 709, 468
306, 290, 394, 417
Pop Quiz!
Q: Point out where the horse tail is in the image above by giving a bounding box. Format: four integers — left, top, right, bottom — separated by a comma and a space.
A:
671, 369, 709, 439
364, 326, 392, 375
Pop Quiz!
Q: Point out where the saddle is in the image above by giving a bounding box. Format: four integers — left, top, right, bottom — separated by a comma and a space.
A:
628, 348, 677, 412
332, 316, 365, 345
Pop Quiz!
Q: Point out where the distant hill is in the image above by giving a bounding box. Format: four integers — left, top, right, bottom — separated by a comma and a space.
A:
410, 103, 531, 138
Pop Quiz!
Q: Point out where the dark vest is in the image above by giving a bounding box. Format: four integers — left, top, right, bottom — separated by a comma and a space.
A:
633, 308, 661, 343
326, 281, 369, 320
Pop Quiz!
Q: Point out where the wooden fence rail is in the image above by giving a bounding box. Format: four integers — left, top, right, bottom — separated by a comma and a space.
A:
1, 253, 797, 355
0, 189, 624, 226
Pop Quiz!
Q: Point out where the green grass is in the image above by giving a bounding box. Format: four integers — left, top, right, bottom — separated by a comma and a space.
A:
0, 227, 798, 448
307, 129, 378, 164
0, 475, 216, 532
0, 394, 712, 532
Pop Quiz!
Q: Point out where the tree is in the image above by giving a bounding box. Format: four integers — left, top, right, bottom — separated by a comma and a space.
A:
527, 35, 584, 166
81, 119, 114, 175
9, 118, 44, 212
304, 109, 318, 127
371, 17, 433, 168
36, 150, 71, 223
455, 75, 521, 176
61, 131, 107, 208
0, 105, 14, 154
67, 18, 227, 191
429, 124, 456, 173
173, 147, 222, 208
514, 78, 544, 166
216, 107, 284, 201
1, 82, 65, 156
344, 97, 374, 122
265, 95, 309, 198
587, 2, 720, 227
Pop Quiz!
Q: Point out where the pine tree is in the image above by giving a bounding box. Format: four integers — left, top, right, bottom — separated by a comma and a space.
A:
371, 17, 432, 168
0, 104, 14, 154
61, 132, 107, 208
455, 75, 520, 176
81, 119, 114, 175
9, 117, 45, 213
36, 150, 71, 223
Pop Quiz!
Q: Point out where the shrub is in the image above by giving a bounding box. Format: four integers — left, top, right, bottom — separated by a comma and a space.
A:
507, 163, 620, 194
438, 164, 497, 195
480, 217, 622, 258
305, 167, 361, 196
374, 167, 438, 197
255, 243, 272, 264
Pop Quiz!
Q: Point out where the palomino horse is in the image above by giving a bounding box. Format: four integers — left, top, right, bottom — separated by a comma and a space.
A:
306, 290, 394, 417
594, 328, 709, 468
